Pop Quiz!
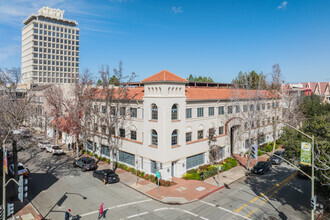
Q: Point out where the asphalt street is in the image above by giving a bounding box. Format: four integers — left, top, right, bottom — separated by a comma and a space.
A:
18, 145, 311, 220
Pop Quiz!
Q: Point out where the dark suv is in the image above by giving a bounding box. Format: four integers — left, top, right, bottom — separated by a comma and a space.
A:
73, 157, 97, 171
269, 150, 285, 165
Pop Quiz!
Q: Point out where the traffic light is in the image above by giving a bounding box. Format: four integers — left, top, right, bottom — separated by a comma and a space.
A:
311, 196, 317, 210
0, 205, 3, 219
18, 175, 28, 203
7, 203, 14, 217
251, 144, 258, 160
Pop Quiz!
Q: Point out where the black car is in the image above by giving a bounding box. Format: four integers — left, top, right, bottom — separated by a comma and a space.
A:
297, 165, 311, 179
252, 161, 272, 174
73, 157, 97, 171
93, 169, 120, 184
269, 150, 285, 165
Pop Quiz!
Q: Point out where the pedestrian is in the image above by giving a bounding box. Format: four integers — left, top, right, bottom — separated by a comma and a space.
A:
114, 162, 118, 172
68, 143, 71, 151
103, 172, 108, 185
98, 203, 104, 219
65, 209, 71, 220
200, 170, 204, 181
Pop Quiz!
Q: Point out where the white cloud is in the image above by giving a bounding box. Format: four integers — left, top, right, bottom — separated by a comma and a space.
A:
172, 6, 183, 14
278, 1, 288, 9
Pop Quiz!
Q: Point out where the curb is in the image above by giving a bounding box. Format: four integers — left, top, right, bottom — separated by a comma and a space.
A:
119, 177, 227, 205
198, 185, 225, 200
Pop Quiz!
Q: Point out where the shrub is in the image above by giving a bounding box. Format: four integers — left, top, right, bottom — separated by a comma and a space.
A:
222, 163, 231, 171
145, 174, 149, 180
164, 181, 171, 187
276, 139, 283, 145
137, 170, 141, 176
150, 175, 156, 182
140, 172, 145, 178
81, 149, 86, 154
186, 169, 198, 174
198, 164, 209, 170
226, 158, 238, 167
106, 159, 110, 164
160, 179, 166, 186
89, 152, 93, 156
183, 173, 200, 180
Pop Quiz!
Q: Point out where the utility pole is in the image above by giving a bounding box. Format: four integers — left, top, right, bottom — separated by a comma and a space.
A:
311, 135, 315, 220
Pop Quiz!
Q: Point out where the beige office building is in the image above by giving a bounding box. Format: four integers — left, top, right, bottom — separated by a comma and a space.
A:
21, 7, 80, 85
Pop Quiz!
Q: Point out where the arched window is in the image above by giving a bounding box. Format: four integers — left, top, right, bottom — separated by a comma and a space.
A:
171, 104, 178, 120
171, 130, 178, 146
151, 129, 158, 146
151, 104, 158, 120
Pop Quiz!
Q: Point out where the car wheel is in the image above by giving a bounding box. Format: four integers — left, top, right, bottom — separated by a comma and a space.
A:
73, 163, 77, 167
82, 167, 87, 172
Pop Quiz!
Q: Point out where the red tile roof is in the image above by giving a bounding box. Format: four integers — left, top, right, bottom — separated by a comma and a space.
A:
142, 70, 188, 83
93, 87, 144, 100
186, 88, 276, 100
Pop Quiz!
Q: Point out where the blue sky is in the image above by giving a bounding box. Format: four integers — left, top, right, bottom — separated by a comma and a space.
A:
0, 0, 329, 83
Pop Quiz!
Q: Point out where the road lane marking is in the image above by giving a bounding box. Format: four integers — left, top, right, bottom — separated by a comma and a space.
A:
200, 200, 251, 220
234, 172, 297, 213
154, 207, 209, 220
79, 199, 152, 217
245, 173, 297, 218
127, 212, 149, 219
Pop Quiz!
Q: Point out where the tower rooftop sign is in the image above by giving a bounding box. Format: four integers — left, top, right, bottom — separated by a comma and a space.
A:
38, 7, 64, 19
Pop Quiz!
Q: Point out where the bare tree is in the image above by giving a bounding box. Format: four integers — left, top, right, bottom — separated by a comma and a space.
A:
91, 62, 136, 168
62, 69, 94, 157
231, 72, 272, 169
208, 127, 223, 163
44, 85, 64, 145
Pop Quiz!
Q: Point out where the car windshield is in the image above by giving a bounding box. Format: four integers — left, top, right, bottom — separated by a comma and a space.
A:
52, 146, 61, 149
18, 165, 25, 170
255, 162, 267, 168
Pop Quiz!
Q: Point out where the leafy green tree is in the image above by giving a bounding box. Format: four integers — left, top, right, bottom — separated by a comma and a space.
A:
280, 95, 330, 192
187, 74, 214, 82
109, 75, 119, 86
96, 79, 102, 86
232, 70, 267, 89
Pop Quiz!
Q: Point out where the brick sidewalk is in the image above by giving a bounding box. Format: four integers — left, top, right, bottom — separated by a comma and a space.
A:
13, 202, 42, 220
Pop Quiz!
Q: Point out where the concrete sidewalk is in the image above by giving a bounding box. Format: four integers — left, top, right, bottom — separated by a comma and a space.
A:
97, 161, 248, 204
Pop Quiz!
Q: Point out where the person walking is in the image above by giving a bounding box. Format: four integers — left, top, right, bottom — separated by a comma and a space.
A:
68, 143, 71, 151
114, 162, 118, 172
199, 169, 204, 181
103, 172, 108, 185
65, 209, 71, 220
98, 203, 104, 219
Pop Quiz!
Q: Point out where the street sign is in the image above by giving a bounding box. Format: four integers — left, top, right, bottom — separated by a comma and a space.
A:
3, 149, 8, 174
156, 171, 160, 179
300, 142, 311, 166
218, 165, 221, 171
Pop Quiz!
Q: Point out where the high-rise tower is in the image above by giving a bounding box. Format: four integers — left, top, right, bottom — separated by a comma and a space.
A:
21, 7, 80, 84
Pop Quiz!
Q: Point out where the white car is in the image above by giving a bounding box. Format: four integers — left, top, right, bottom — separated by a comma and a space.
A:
47, 145, 64, 155
38, 141, 51, 149
9, 163, 29, 177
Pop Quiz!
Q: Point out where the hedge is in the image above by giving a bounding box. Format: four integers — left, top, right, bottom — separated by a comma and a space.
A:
183, 157, 238, 180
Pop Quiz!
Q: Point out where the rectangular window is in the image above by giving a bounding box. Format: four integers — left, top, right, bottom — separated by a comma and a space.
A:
130, 130, 137, 140
262, 104, 265, 110
119, 150, 135, 166
219, 126, 224, 135
110, 106, 116, 115
256, 104, 260, 111
120, 107, 126, 116
150, 160, 162, 174
109, 127, 115, 136
272, 103, 275, 108
267, 103, 271, 109
250, 104, 254, 111
243, 105, 248, 112
119, 128, 125, 138
197, 130, 203, 139
208, 107, 214, 116
101, 125, 106, 133
94, 105, 98, 112
186, 108, 192, 118
197, 108, 204, 117
276, 102, 279, 108
186, 132, 192, 142
130, 108, 137, 118
218, 106, 224, 115
236, 105, 240, 113
186, 153, 205, 170
227, 106, 233, 114
94, 124, 98, 133
101, 106, 106, 114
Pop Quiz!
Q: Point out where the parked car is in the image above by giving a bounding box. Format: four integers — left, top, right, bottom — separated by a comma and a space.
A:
93, 169, 120, 184
38, 141, 51, 149
73, 157, 97, 171
9, 163, 29, 177
269, 150, 285, 165
297, 165, 311, 179
47, 145, 64, 155
252, 161, 272, 175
